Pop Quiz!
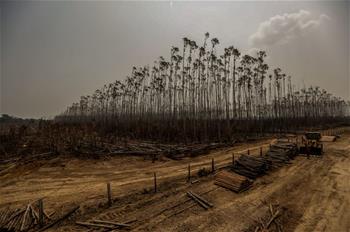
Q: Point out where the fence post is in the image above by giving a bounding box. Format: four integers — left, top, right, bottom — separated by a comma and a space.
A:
154, 172, 157, 193
187, 164, 191, 182
211, 158, 215, 173
260, 147, 263, 156
38, 199, 44, 227
247, 149, 250, 155
107, 183, 112, 207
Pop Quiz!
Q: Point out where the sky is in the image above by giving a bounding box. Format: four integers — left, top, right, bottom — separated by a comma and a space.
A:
1, 1, 349, 118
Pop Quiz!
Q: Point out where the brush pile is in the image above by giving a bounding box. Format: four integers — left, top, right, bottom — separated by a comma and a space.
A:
232, 154, 270, 179
0, 201, 53, 232
215, 170, 253, 192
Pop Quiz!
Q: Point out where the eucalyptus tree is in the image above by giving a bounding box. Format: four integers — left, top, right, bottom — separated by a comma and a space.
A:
56, 33, 350, 142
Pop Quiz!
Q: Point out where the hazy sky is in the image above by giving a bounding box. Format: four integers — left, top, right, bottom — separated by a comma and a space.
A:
1, 1, 349, 118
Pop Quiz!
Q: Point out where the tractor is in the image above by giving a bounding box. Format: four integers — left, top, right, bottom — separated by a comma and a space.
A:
299, 132, 323, 155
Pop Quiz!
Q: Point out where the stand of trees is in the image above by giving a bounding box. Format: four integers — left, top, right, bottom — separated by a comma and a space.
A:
56, 33, 350, 142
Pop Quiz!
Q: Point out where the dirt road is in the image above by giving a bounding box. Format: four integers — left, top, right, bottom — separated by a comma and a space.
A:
1, 133, 349, 232
52, 132, 349, 232
136, 133, 350, 232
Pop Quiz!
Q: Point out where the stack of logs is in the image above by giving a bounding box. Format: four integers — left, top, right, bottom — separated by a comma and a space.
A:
215, 170, 253, 192
265, 141, 298, 168
232, 154, 270, 179
0, 200, 52, 231
108, 142, 233, 160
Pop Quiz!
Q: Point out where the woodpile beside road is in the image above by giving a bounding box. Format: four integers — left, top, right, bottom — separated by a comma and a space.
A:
265, 142, 298, 168
76, 140, 234, 160
232, 154, 270, 179
215, 170, 253, 192
270, 141, 298, 158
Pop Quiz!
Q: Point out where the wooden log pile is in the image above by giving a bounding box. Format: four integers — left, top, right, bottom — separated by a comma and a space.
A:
232, 154, 270, 179
109, 142, 233, 160
265, 141, 298, 168
270, 141, 298, 158
264, 151, 291, 168
0, 201, 52, 232
215, 170, 253, 192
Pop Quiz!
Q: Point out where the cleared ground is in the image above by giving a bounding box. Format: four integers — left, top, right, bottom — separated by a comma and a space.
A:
0, 133, 349, 232
0, 138, 273, 210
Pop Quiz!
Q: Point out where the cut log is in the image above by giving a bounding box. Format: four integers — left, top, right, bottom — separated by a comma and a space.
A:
188, 191, 213, 208
186, 192, 209, 210
91, 219, 131, 227
20, 204, 30, 231
76, 221, 116, 229
29, 205, 38, 224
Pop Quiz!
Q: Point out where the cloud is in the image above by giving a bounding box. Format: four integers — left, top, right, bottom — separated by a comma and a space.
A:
249, 10, 330, 48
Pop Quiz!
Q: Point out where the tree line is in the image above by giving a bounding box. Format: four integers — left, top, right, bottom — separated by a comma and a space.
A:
56, 33, 350, 142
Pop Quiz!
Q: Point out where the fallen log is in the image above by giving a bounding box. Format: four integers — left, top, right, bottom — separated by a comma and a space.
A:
188, 191, 213, 208
20, 204, 30, 231
76, 221, 116, 229
186, 192, 209, 210
91, 219, 131, 227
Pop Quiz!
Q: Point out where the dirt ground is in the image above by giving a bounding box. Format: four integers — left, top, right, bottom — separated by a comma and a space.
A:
0, 138, 273, 209
1, 132, 349, 232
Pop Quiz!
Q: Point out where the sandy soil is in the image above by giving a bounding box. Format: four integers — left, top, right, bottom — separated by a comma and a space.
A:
1, 133, 349, 232
0, 138, 273, 210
